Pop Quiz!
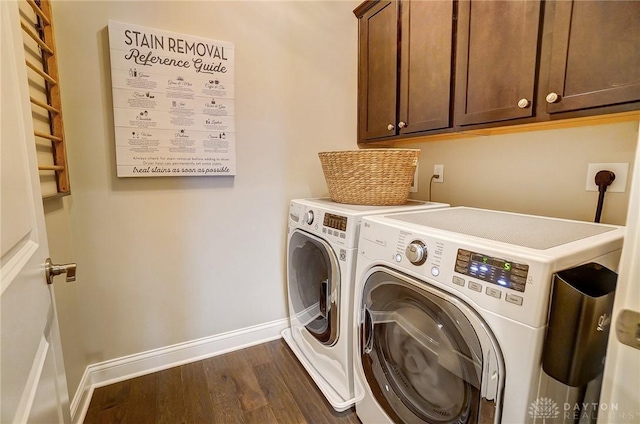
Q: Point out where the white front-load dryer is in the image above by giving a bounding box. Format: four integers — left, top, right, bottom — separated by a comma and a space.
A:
282, 198, 448, 411
353, 207, 624, 423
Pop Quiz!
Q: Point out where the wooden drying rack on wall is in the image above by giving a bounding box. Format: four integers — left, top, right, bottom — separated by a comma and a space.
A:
20, 0, 70, 197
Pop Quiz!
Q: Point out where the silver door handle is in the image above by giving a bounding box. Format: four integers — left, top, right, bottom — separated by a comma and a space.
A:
363, 307, 374, 354
615, 309, 640, 350
45, 258, 77, 284
319, 279, 328, 319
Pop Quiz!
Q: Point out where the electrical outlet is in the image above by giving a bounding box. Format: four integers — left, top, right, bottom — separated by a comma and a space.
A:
433, 164, 444, 183
585, 163, 629, 193
410, 163, 419, 192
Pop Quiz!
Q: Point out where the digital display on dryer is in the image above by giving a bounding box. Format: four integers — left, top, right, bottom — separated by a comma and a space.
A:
455, 249, 528, 292
323, 213, 347, 232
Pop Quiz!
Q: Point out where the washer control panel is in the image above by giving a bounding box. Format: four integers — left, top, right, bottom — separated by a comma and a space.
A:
358, 220, 549, 325
385, 229, 532, 315
455, 249, 529, 293
357, 209, 624, 328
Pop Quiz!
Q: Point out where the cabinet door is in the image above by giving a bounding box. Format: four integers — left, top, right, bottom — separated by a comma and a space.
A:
455, 0, 542, 126
398, 1, 454, 134
545, 1, 640, 114
357, 0, 398, 141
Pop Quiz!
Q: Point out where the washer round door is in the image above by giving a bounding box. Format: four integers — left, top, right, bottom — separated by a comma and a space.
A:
288, 229, 340, 345
359, 268, 504, 424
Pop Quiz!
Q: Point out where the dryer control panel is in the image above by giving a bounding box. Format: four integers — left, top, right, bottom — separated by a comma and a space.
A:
323, 213, 347, 232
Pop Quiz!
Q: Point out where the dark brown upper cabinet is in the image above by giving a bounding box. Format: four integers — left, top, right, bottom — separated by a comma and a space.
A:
354, 0, 455, 143
355, 0, 397, 141
543, 0, 640, 115
354, 0, 640, 144
454, 0, 543, 126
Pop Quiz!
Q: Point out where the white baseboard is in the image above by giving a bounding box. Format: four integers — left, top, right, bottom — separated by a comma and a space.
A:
70, 318, 289, 424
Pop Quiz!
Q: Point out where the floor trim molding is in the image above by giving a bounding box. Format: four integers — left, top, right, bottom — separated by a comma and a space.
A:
70, 318, 289, 424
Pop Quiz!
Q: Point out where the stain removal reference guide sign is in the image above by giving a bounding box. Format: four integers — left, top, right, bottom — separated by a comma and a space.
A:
108, 21, 235, 177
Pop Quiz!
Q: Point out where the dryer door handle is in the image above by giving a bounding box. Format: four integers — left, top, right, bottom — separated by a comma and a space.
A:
363, 307, 374, 354
319, 279, 329, 319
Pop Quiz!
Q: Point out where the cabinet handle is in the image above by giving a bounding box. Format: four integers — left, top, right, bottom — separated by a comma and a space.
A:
387, 124, 395, 131
398, 121, 407, 128
517, 98, 531, 109
546, 92, 561, 104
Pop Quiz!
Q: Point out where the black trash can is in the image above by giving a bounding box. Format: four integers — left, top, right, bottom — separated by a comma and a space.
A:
542, 262, 618, 387
539, 263, 618, 424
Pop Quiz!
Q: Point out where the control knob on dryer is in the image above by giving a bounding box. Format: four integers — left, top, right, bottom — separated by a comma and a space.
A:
405, 240, 427, 265
305, 210, 315, 225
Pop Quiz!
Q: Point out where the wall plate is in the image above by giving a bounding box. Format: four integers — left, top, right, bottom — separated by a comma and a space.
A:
585, 163, 629, 193
433, 164, 444, 183
410, 163, 418, 192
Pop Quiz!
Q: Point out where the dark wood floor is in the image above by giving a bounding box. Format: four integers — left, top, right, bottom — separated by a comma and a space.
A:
83, 339, 361, 424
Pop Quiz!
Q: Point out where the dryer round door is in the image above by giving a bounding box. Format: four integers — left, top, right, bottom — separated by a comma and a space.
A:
358, 267, 504, 424
288, 229, 340, 345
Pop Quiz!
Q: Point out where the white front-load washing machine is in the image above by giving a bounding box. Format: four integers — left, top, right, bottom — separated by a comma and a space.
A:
282, 198, 449, 411
353, 207, 624, 423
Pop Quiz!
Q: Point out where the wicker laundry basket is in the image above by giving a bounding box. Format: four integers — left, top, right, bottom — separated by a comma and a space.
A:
318, 149, 420, 206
